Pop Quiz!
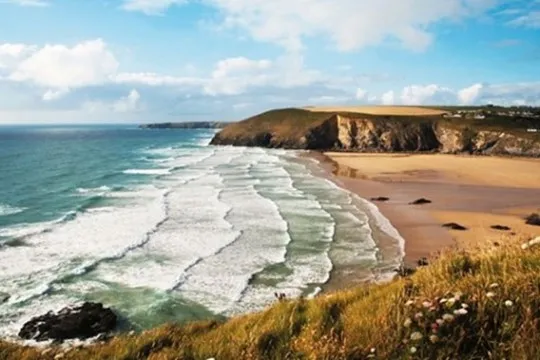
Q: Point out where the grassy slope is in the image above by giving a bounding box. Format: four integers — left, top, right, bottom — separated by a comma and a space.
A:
3, 239, 540, 360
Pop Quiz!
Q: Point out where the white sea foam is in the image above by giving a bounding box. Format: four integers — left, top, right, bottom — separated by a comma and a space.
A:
0, 204, 25, 216
76, 186, 112, 194
123, 168, 171, 175
0, 186, 167, 335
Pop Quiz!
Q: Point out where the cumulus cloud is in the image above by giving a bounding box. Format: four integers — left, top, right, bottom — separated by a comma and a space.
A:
121, 0, 500, 51
381, 90, 395, 105
113, 89, 141, 112
9, 39, 118, 90
121, 0, 186, 15
458, 83, 483, 104
400, 84, 454, 105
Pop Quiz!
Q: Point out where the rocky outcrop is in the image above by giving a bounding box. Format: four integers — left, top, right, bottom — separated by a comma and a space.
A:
140, 122, 229, 129
19, 302, 117, 342
210, 109, 540, 157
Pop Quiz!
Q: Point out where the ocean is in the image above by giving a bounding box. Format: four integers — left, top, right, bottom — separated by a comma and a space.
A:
0, 124, 404, 340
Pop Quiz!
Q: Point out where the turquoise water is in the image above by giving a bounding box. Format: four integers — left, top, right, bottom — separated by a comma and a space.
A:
0, 125, 403, 340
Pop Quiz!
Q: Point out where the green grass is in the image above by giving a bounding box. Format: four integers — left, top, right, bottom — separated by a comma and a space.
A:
3, 237, 540, 359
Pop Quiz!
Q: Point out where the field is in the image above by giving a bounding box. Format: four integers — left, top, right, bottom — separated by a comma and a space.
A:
302, 106, 450, 116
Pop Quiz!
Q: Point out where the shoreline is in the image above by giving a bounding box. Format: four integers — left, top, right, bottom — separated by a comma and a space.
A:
309, 152, 540, 275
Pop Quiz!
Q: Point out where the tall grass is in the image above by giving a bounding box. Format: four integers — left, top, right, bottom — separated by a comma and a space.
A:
2, 239, 540, 360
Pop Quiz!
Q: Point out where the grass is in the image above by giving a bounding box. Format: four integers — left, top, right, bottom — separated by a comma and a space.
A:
3, 237, 540, 359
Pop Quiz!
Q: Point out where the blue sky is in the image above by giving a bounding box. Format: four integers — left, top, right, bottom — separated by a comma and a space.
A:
0, 0, 539, 123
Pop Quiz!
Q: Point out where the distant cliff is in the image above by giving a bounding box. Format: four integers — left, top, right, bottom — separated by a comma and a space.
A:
140, 122, 229, 129
210, 108, 540, 157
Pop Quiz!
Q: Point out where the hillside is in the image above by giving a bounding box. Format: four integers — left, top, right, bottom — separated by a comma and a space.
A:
140, 122, 230, 129
210, 107, 540, 156
2, 238, 540, 359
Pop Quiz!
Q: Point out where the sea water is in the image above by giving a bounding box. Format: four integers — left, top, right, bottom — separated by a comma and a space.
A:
0, 124, 403, 340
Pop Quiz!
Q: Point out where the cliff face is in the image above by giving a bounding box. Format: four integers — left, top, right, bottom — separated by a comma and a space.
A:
210, 110, 540, 157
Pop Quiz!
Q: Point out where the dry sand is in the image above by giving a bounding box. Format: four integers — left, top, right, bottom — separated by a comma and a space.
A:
318, 153, 540, 267
302, 106, 449, 117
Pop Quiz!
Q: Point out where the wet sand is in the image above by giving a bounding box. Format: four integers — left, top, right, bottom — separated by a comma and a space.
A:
314, 153, 540, 268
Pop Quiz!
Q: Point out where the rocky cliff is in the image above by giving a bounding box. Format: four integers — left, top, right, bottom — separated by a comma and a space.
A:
210, 109, 540, 157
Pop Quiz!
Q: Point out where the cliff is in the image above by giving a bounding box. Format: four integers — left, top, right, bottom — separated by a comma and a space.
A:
140, 121, 229, 129
210, 108, 540, 156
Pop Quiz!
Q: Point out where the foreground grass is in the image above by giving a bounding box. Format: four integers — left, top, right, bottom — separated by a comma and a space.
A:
2, 239, 540, 360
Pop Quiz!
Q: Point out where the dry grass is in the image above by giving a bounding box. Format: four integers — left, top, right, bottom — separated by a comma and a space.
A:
302, 106, 449, 117
3, 237, 540, 359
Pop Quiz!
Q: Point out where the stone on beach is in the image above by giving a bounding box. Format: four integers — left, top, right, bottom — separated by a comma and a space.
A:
490, 225, 511, 231
525, 213, 540, 226
18, 302, 117, 342
0, 292, 9, 304
442, 223, 468, 231
370, 197, 390, 202
409, 198, 432, 205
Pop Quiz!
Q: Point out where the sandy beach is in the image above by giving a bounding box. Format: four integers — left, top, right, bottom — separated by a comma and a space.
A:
317, 153, 540, 268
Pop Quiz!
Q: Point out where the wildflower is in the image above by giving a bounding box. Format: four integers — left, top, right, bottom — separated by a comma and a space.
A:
429, 335, 439, 343
446, 298, 456, 307
436, 319, 445, 325
442, 314, 455, 322
414, 312, 423, 320
410, 346, 417, 354
486, 292, 496, 298
454, 291, 463, 300
410, 332, 423, 341
454, 308, 468, 316
504, 300, 513, 307
461, 303, 469, 309
439, 298, 448, 304
422, 301, 432, 308
370, 348, 376, 353
490, 283, 499, 289
404, 318, 413, 328
429, 306, 437, 312
431, 323, 439, 333
405, 300, 415, 306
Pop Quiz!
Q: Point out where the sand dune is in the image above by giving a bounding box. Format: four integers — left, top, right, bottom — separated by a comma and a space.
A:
302, 106, 449, 116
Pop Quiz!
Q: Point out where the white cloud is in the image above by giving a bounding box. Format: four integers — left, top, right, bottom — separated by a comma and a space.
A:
0, 0, 48, 6
122, 0, 499, 51
508, 11, 540, 28
121, 0, 186, 15
9, 39, 118, 90
458, 83, 483, 104
42, 88, 69, 101
400, 84, 454, 105
381, 90, 395, 105
114, 72, 203, 87
0, 44, 36, 70
113, 89, 141, 112
355, 88, 367, 100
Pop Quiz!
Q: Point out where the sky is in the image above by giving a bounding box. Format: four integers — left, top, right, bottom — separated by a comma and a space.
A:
0, 0, 539, 123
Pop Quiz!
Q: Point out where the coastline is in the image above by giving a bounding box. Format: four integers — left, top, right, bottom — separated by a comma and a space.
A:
308, 152, 540, 275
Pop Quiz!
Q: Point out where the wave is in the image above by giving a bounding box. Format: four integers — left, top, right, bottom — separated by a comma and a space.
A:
76, 186, 112, 194
0, 204, 25, 217
123, 168, 171, 175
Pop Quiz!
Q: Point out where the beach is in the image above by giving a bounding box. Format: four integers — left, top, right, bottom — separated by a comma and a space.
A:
316, 153, 540, 267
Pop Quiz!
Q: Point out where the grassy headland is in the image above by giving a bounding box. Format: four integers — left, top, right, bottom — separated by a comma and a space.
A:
2, 237, 540, 359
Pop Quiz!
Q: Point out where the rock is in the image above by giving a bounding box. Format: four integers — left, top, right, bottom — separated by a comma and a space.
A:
396, 266, 416, 277
18, 302, 117, 342
409, 198, 432, 205
442, 223, 468, 231
370, 197, 390, 202
490, 225, 511, 231
525, 213, 540, 226
0, 292, 9, 304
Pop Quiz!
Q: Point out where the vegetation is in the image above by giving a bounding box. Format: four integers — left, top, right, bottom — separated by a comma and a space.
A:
2, 237, 540, 359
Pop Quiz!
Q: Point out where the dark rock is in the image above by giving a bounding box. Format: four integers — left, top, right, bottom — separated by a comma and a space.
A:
370, 197, 390, 202
409, 198, 432, 205
18, 302, 117, 342
525, 213, 540, 226
417, 257, 429, 267
396, 266, 416, 277
0, 292, 9, 304
490, 225, 511, 231
442, 222, 468, 231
